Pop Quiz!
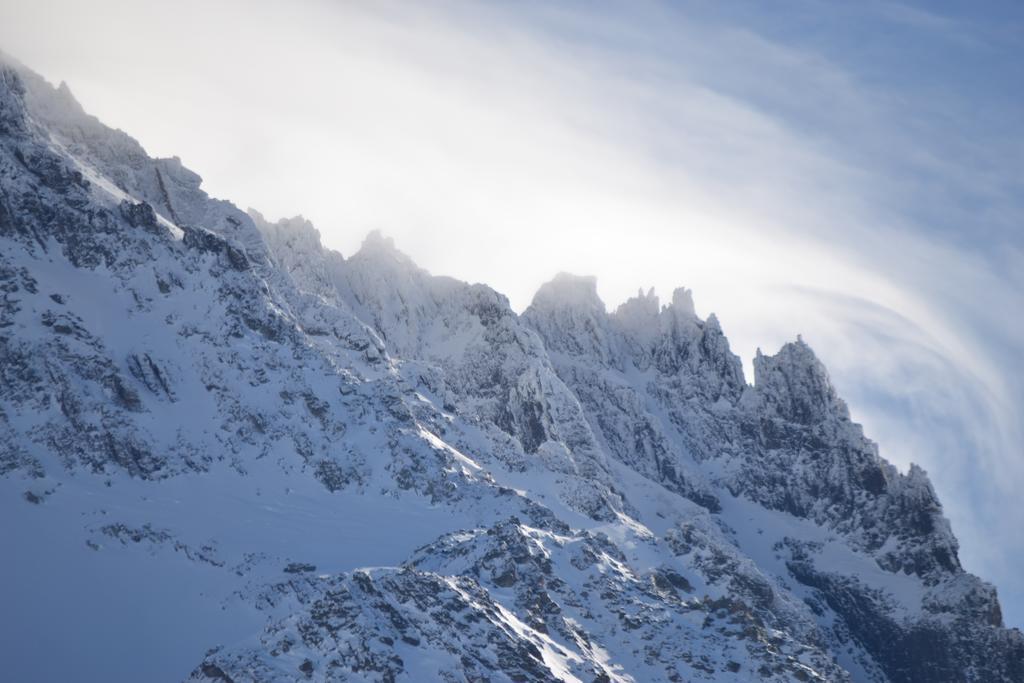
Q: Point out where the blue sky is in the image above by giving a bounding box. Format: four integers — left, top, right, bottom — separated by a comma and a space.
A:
2, 0, 1021, 626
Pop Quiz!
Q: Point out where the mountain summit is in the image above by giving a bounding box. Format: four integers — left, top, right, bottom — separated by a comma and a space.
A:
1, 56, 1021, 682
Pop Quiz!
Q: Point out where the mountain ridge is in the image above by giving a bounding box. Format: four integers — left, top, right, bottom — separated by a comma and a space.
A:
1, 55, 1021, 682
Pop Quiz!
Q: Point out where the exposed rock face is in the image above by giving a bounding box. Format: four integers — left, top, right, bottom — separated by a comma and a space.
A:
523, 285, 1015, 682
1, 55, 1021, 682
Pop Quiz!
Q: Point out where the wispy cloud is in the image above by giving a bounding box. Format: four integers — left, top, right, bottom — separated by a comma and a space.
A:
2, 0, 1021, 623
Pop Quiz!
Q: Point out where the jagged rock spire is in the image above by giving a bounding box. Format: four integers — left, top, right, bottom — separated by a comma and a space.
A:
754, 337, 850, 424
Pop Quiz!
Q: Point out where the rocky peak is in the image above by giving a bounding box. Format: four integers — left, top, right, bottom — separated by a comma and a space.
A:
249, 210, 323, 253
352, 229, 419, 270
35, 78, 87, 124
529, 272, 605, 314
0, 53, 46, 112
523, 273, 616, 364
3, 49, 88, 128
660, 310, 747, 401
250, 209, 344, 308
611, 287, 661, 352
754, 336, 850, 424
668, 286, 697, 317
614, 286, 660, 322
657, 287, 703, 346
607, 285, 745, 401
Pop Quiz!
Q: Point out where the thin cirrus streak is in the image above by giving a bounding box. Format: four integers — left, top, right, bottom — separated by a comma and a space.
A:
1, 0, 1020, 624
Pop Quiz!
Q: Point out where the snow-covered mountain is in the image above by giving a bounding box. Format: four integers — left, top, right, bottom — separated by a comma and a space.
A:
1, 54, 1021, 682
